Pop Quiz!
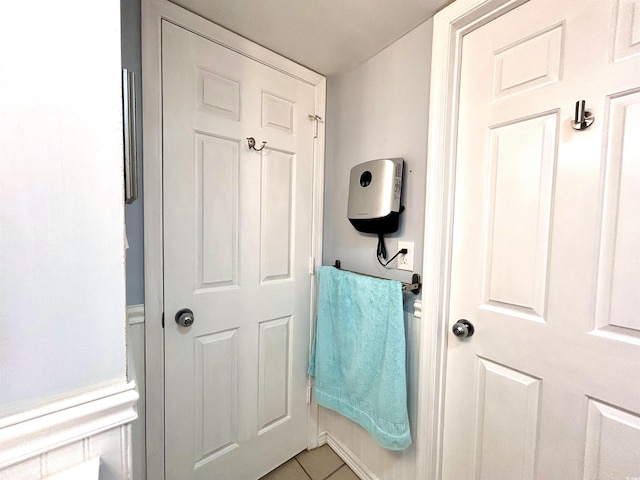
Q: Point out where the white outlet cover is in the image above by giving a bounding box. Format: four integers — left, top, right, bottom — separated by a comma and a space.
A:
397, 241, 414, 271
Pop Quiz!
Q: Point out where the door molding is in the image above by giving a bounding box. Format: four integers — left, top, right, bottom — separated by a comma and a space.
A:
141, 2, 326, 478
415, 0, 529, 478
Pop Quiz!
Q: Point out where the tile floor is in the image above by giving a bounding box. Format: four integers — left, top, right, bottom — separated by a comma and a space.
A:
260, 444, 359, 480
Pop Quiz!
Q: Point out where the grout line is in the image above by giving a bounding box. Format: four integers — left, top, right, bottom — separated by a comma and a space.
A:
322, 463, 345, 480
294, 457, 313, 480
294, 445, 353, 480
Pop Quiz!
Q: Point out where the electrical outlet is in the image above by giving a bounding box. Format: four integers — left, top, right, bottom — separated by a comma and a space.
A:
397, 241, 414, 271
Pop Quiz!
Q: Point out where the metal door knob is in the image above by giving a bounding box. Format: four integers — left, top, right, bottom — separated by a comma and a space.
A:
175, 308, 194, 327
452, 319, 474, 338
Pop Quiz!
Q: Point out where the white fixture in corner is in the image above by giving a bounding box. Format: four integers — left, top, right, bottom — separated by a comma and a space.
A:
397, 241, 414, 271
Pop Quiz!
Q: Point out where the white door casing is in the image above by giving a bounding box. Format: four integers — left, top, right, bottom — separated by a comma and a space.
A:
142, 2, 326, 479
438, 0, 640, 479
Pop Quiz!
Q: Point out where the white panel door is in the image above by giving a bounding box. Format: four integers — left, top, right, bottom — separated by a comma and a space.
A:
442, 0, 640, 478
162, 21, 317, 480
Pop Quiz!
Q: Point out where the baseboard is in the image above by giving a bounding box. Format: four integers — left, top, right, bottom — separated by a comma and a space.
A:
320, 431, 380, 480
0, 381, 138, 470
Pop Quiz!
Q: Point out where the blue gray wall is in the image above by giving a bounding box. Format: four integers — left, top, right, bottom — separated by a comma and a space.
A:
322, 21, 432, 294
121, 0, 145, 306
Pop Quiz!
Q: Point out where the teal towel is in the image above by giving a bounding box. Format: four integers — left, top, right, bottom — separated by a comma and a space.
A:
308, 266, 411, 450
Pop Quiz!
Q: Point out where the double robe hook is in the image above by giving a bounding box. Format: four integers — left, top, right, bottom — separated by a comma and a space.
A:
246, 137, 267, 151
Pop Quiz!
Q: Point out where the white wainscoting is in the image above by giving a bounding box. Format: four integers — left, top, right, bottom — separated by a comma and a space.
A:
0, 382, 138, 480
127, 304, 146, 480
317, 305, 421, 480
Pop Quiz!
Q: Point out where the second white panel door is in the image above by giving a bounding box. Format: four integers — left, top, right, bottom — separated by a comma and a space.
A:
442, 0, 640, 478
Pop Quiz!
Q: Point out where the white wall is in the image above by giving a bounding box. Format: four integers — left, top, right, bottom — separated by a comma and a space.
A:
0, 3, 133, 478
0, 1, 127, 416
320, 18, 433, 479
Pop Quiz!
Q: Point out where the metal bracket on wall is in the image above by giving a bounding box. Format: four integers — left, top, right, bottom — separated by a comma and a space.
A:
308, 114, 322, 138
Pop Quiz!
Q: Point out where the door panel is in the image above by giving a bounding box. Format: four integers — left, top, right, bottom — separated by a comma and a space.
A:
193, 330, 238, 462
485, 113, 557, 319
196, 134, 239, 289
613, 0, 640, 62
492, 24, 563, 100
442, 0, 640, 478
162, 20, 317, 480
257, 316, 291, 431
262, 92, 296, 134
584, 399, 640, 478
260, 150, 294, 282
474, 359, 540, 480
596, 91, 640, 336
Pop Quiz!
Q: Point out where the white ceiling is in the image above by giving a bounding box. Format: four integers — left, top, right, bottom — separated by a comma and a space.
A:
170, 0, 452, 76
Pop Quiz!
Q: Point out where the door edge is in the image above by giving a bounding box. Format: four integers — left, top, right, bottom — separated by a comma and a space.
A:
416, 0, 530, 479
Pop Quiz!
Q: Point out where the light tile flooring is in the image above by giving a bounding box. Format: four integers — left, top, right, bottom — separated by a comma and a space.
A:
260, 445, 359, 480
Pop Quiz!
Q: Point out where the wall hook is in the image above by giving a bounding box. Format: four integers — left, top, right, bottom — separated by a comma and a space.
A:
246, 137, 267, 151
571, 100, 594, 131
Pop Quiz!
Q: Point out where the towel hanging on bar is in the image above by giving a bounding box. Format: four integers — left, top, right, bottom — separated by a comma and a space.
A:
308, 265, 412, 450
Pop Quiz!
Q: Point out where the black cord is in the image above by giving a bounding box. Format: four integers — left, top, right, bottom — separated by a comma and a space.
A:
376, 233, 409, 267
376, 233, 387, 260
377, 247, 409, 267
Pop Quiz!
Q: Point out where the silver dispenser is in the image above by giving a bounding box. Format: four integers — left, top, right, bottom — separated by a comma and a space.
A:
347, 158, 403, 234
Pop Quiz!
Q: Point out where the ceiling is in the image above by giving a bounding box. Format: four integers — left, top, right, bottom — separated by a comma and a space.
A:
170, 0, 452, 76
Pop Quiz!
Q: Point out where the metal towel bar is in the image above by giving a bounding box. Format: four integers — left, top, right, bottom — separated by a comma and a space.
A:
333, 260, 421, 294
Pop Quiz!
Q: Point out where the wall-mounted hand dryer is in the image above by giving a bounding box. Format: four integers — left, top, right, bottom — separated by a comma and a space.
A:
347, 158, 404, 234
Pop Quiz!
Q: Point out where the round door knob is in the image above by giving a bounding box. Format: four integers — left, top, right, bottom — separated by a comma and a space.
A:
452, 319, 474, 338
175, 308, 194, 327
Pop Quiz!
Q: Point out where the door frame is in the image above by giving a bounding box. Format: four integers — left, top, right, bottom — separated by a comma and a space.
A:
141, 1, 326, 478
415, 0, 530, 478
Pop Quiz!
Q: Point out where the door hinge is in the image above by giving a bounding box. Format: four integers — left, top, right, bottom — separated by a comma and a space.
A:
308, 114, 322, 138
309, 256, 315, 275
306, 385, 312, 405
162, 312, 165, 328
